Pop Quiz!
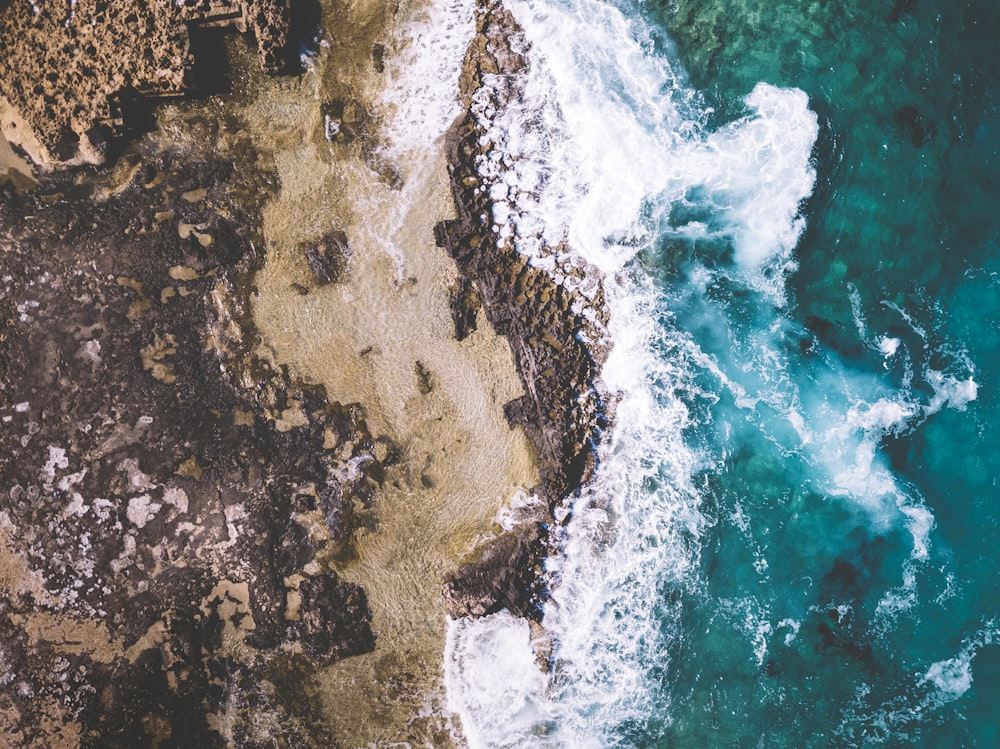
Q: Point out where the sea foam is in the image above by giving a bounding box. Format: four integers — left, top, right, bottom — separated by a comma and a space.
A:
445, 0, 820, 743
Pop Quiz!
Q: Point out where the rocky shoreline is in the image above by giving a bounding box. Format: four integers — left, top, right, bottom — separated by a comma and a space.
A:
0, 0, 613, 744
439, 0, 612, 622
0, 118, 394, 745
0, 0, 291, 170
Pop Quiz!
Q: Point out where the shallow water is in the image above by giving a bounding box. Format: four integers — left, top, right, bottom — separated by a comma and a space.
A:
445, 0, 1000, 745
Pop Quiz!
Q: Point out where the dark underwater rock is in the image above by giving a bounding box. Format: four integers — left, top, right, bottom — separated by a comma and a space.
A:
303, 229, 351, 285
892, 105, 937, 148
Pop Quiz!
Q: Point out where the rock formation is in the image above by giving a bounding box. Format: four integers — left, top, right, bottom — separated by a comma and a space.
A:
0, 121, 383, 746
0, 0, 291, 170
439, 0, 613, 620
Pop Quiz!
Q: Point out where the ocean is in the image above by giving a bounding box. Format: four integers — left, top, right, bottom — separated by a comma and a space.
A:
442, 0, 1000, 745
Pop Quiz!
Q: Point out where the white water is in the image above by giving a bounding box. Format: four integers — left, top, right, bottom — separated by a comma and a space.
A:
435, 0, 982, 744
380, 0, 476, 157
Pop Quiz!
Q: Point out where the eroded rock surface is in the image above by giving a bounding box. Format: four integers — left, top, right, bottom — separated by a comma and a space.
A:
0, 122, 383, 746
0, 0, 291, 170
439, 0, 612, 620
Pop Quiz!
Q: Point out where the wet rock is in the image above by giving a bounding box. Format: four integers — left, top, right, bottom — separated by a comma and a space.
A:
439, 0, 613, 621
303, 229, 350, 284
289, 575, 376, 663
372, 43, 387, 74
449, 275, 483, 340
438, 0, 611, 505
441, 524, 547, 619
892, 105, 937, 148
414, 361, 435, 394
321, 99, 365, 144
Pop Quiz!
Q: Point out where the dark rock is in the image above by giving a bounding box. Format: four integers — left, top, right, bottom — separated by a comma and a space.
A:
290, 575, 376, 663
0, 125, 376, 745
449, 275, 482, 340
438, 0, 613, 621
414, 360, 434, 394
372, 43, 386, 73
321, 99, 365, 144
438, 0, 611, 505
303, 229, 350, 284
889, 0, 918, 23
892, 105, 937, 148
442, 524, 547, 619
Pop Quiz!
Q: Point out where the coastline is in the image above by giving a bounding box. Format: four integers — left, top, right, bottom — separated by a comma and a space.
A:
237, 0, 546, 740
0, 0, 612, 744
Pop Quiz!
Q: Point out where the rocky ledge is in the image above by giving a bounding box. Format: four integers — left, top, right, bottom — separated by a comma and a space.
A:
0, 0, 291, 170
0, 119, 388, 746
439, 0, 613, 621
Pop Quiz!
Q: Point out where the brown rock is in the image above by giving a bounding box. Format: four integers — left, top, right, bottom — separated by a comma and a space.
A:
0, 0, 292, 170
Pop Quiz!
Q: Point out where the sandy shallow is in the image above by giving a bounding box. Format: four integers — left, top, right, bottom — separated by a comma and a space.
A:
189, 0, 537, 743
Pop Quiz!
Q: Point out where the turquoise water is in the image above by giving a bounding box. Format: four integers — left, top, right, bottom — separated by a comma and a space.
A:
651, 0, 1000, 745
443, 0, 999, 745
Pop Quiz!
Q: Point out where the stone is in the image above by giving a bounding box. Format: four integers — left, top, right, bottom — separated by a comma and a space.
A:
0, 1, 292, 170
303, 229, 350, 285
438, 0, 614, 621
0, 125, 379, 745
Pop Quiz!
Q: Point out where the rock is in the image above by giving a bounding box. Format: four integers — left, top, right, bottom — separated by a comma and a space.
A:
0, 0, 293, 171
437, 0, 611, 506
372, 43, 387, 73
414, 361, 435, 394
0, 126, 378, 745
321, 99, 365, 144
290, 575, 376, 663
892, 105, 937, 148
441, 525, 547, 619
439, 0, 613, 621
303, 230, 350, 285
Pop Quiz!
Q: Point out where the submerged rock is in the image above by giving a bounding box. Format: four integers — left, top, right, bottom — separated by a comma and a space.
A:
303, 229, 351, 285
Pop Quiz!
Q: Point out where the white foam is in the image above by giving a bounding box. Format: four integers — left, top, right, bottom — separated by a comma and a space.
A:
444, 613, 553, 748
922, 622, 998, 705
836, 621, 998, 740
674, 84, 819, 298
446, 0, 824, 737
926, 370, 978, 413
924, 656, 973, 701
878, 336, 900, 359
777, 618, 801, 646
379, 0, 477, 157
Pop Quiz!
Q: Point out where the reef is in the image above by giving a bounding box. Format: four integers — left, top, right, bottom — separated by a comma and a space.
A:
0, 0, 291, 170
438, 0, 612, 621
0, 119, 385, 746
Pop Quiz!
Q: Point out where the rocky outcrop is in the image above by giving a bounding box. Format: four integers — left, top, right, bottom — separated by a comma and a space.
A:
0, 0, 291, 170
439, 0, 612, 620
0, 122, 383, 746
